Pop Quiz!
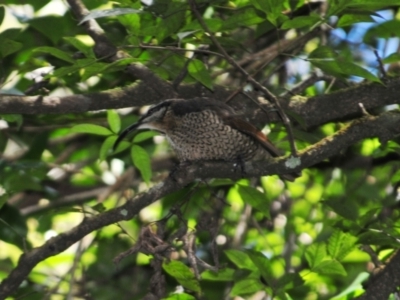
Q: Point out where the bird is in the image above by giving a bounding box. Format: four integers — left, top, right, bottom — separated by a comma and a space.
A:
114, 97, 298, 181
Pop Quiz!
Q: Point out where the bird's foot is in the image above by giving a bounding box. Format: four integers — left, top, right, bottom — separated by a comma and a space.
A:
169, 161, 193, 182
233, 156, 247, 177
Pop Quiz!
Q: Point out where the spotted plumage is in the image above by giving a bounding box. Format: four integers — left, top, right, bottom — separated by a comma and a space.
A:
114, 98, 297, 181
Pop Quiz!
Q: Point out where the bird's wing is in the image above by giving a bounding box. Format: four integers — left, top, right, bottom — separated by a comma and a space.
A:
225, 116, 299, 181
223, 116, 282, 157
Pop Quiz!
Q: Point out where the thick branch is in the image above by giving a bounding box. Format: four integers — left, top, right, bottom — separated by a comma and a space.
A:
355, 250, 400, 300
0, 110, 399, 298
1, 78, 400, 130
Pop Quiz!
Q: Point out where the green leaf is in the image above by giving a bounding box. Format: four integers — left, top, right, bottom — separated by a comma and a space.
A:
177, 30, 198, 42
324, 197, 359, 220
50, 64, 81, 78
0, 6, 4, 27
118, 11, 141, 34
357, 230, 398, 246
305, 243, 327, 269
131, 145, 152, 184
331, 272, 370, 299
281, 15, 321, 29
383, 53, 400, 64
79, 8, 142, 25
70, 124, 113, 136
364, 20, 400, 41
348, 0, 400, 10
34, 46, 74, 63
114, 140, 131, 154
133, 131, 158, 143
188, 59, 213, 90
0, 204, 29, 250
0, 39, 22, 58
163, 260, 200, 292
276, 273, 304, 291
326, 0, 348, 16
63, 36, 95, 58
221, 6, 266, 30
251, 0, 285, 26
337, 13, 375, 28
236, 185, 270, 217
246, 250, 274, 284
201, 268, 235, 281
224, 249, 257, 270
81, 62, 109, 81
100, 58, 139, 73
0, 194, 7, 210
107, 110, 121, 133
1, 114, 23, 129
312, 260, 347, 276
100, 136, 118, 160
309, 47, 381, 82
163, 293, 196, 300
28, 16, 66, 44
327, 230, 357, 261
230, 278, 264, 297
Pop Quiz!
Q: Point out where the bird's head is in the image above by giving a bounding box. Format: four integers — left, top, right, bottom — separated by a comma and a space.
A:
113, 100, 175, 150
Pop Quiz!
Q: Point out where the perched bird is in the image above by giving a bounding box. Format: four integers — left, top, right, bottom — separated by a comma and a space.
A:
114, 98, 297, 181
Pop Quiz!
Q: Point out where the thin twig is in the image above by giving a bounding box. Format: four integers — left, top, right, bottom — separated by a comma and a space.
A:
374, 49, 387, 78
189, 0, 298, 156
129, 43, 226, 58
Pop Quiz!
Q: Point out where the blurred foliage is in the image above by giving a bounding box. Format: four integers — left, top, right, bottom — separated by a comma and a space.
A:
1, 0, 400, 299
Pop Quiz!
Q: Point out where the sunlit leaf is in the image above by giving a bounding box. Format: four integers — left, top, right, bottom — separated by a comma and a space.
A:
0, 6, 4, 26
163, 260, 200, 292
107, 110, 121, 133
79, 8, 142, 25
131, 145, 152, 184
230, 278, 264, 297
188, 59, 213, 90
163, 293, 196, 300
201, 268, 235, 281
305, 243, 327, 269
71, 124, 113, 136
328, 230, 357, 261
246, 250, 274, 284
358, 230, 399, 246
133, 131, 159, 143
100, 136, 118, 160
276, 273, 304, 291
34, 46, 74, 63
383, 53, 400, 64
225, 249, 257, 271
281, 15, 321, 29
63, 37, 95, 58
0, 204, 29, 249
0, 39, 22, 58
312, 260, 347, 276
324, 197, 359, 220
236, 185, 270, 217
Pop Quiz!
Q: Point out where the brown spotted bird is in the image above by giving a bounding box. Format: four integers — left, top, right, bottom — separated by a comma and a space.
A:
114, 98, 297, 181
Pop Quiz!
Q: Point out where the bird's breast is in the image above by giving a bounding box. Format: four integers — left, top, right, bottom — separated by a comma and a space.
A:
164, 110, 266, 162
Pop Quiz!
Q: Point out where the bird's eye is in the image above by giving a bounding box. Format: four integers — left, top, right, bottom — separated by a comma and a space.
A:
148, 106, 158, 115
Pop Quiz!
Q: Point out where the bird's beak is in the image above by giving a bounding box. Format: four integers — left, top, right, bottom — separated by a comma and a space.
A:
113, 122, 141, 150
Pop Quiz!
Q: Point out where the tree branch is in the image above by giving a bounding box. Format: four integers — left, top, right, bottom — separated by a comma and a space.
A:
355, 250, 400, 300
1, 110, 399, 298
1, 78, 400, 131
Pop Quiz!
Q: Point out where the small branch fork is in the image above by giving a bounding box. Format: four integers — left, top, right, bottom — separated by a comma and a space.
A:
188, 0, 298, 156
